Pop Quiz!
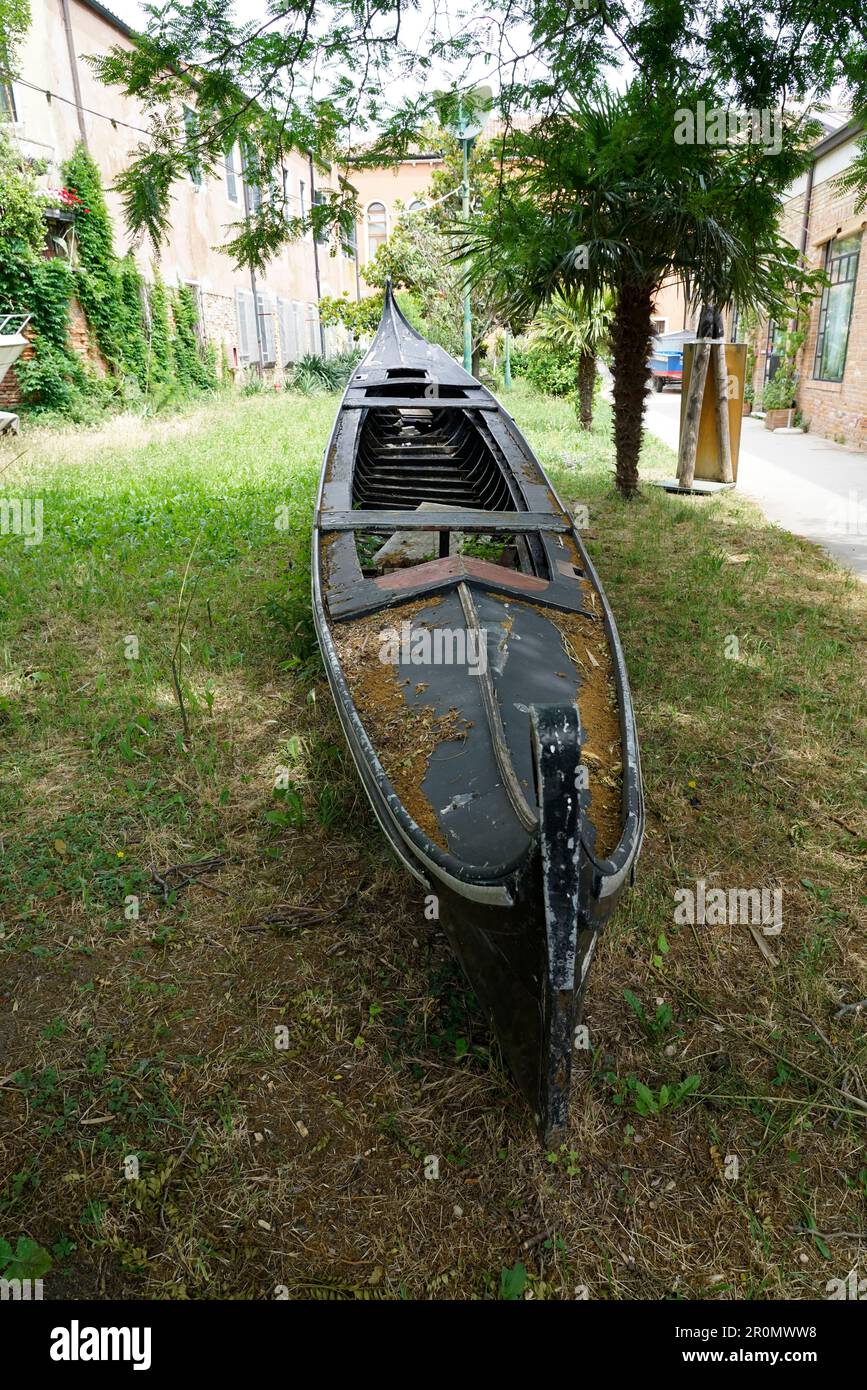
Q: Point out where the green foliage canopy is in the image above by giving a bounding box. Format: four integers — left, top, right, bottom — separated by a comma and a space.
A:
87, 2, 867, 269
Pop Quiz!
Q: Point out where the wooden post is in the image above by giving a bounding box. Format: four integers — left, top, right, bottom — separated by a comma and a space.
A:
677, 340, 711, 489
711, 342, 733, 484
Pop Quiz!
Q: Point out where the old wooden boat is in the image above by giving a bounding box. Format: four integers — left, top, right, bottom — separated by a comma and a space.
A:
312, 287, 644, 1141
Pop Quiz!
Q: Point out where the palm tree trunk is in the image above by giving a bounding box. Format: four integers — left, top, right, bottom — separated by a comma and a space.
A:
576, 349, 596, 429
610, 279, 655, 498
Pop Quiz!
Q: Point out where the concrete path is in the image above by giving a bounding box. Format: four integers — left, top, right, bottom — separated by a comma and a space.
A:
642, 390, 867, 579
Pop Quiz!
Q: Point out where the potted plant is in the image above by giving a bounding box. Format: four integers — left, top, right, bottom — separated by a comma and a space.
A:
761, 369, 798, 430
743, 382, 754, 415
761, 314, 806, 430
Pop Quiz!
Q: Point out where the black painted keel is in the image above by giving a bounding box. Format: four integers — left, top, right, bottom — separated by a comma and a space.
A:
530, 705, 590, 1144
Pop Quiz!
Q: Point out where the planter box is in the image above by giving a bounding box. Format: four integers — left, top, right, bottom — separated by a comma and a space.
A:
764, 407, 794, 431
742, 400, 752, 416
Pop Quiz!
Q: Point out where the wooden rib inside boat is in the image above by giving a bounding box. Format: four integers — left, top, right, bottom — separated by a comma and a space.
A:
313, 286, 644, 1141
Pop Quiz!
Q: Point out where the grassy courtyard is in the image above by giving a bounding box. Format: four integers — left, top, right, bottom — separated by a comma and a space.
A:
0, 384, 864, 1300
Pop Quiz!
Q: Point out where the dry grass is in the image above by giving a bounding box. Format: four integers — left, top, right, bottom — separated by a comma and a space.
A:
0, 387, 864, 1301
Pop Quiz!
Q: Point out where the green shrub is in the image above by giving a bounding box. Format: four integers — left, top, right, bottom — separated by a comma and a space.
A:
13, 338, 112, 419
506, 343, 530, 377
761, 370, 797, 411
60, 144, 216, 409
146, 272, 172, 386
117, 255, 148, 387
289, 350, 362, 394
0, 129, 85, 410
170, 284, 217, 393
523, 342, 576, 397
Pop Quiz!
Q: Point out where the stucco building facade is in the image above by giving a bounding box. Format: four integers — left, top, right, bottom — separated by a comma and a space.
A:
1, 0, 363, 396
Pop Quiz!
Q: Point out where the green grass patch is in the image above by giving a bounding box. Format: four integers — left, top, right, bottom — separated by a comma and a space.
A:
0, 383, 864, 1301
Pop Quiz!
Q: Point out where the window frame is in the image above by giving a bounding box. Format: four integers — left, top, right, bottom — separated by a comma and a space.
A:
812, 232, 861, 383
242, 140, 262, 213
764, 318, 786, 384
183, 280, 205, 344
0, 81, 18, 123
182, 105, 203, 188
312, 188, 329, 247
366, 201, 388, 262
225, 145, 239, 205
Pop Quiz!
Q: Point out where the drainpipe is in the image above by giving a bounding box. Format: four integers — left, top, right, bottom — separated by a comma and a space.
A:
788, 154, 817, 382
795, 157, 816, 337
307, 150, 327, 357
799, 159, 815, 262
59, 0, 89, 147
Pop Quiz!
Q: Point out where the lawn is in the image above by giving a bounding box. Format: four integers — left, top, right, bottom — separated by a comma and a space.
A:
0, 384, 864, 1300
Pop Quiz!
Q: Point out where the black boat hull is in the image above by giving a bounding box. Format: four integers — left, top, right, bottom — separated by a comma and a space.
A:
314, 583, 633, 1140
311, 287, 644, 1140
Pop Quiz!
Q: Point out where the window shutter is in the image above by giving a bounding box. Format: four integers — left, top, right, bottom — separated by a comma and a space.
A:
307, 304, 321, 356
235, 289, 250, 362
247, 296, 259, 363
292, 301, 304, 358
257, 292, 275, 365
236, 289, 260, 364
277, 297, 296, 366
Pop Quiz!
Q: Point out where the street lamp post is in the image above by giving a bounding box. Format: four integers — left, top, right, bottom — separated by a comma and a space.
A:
435, 84, 492, 378
460, 102, 473, 374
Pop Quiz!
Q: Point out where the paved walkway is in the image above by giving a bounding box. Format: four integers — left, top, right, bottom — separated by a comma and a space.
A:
643, 391, 867, 579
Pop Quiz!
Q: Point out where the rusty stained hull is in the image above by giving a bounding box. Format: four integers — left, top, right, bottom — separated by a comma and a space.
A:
311, 288, 644, 1141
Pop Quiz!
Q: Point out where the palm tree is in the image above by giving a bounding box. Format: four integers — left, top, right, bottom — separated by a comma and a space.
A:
530, 290, 612, 429
468, 84, 816, 498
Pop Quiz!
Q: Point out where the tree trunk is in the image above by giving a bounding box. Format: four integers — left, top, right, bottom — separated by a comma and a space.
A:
677, 342, 711, 489
711, 342, 733, 483
678, 302, 725, 489
576, 349, 596, 429
609, 280, 655, 498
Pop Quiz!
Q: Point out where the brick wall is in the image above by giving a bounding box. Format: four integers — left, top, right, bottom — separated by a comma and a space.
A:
750, 168, 867, 450
0, 298, 109, 409
67, 297, 108, 375
0, 323, 34, 410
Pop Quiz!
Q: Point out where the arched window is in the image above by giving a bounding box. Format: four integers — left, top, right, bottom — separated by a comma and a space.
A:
367, 202, 387, 259
408, 199, 426, 213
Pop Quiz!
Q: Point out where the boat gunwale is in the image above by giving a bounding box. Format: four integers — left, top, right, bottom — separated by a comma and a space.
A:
311, 294, 643, 892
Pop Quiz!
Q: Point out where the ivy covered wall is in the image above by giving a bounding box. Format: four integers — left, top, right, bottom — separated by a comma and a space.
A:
0, 133, 218, 420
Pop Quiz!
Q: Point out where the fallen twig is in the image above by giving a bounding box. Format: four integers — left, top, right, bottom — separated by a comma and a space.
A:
240, 897, 349, 932
835, 999, 867, 1020
149, 856, 227, 905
